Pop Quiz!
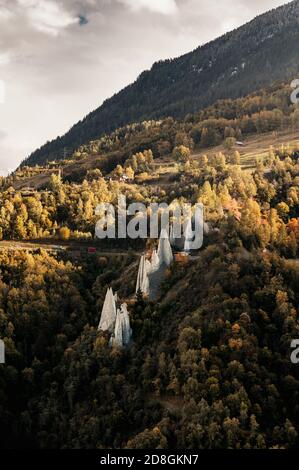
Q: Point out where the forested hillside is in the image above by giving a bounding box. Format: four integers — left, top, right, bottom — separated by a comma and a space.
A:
23, 0, 299, 167
1, 0, 299, 452
1, 245, 298, 449
11, 81, 299, 188
0, 126, 298, 447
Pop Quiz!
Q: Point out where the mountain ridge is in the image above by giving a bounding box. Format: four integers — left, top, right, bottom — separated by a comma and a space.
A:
22, 0, 299, 167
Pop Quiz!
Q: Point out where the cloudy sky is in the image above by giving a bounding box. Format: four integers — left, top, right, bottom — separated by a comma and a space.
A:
0, 0, 291, 172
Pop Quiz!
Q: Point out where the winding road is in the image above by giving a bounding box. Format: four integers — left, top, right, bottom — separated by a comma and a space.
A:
0, 239, 141, 257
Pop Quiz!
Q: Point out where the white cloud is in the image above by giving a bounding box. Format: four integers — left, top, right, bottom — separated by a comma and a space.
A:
17, 0, 79, 35
0, 0, 290, 172
0, 80, 5, 104
0, 7, 13, 20
0, 53, 11, 66
121, 0, 178, 15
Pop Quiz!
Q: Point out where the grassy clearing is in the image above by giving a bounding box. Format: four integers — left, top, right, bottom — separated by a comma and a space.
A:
192, 128, 299, 172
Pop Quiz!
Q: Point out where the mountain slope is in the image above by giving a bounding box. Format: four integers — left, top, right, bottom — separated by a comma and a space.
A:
23, 0, 299, 167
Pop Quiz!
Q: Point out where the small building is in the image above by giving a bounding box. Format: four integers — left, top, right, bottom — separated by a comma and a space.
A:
174, 252, 190, 265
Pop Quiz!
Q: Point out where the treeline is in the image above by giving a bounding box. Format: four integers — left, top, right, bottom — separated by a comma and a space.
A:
1, 222, 298, 448
0, 250, 135, 448
0, 108, 298, 448
65, 83, 299, 165
22, 0, 299, 167
0, 172, 149, 241
1, 146, 298, 261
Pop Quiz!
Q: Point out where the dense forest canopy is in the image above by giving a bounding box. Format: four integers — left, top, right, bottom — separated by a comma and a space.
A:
0, 107, 298, 447
0, 15, 299, 446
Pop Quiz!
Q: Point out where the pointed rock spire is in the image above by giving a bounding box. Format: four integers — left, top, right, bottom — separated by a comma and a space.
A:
110, 309, 123, 348
150, 249, 160, 272
98, 287, 117, 333
157, 228, 173, 267
204, 222, 210, 234
136, 254, 150, 295
120, 303, 132, 346
169, 224, 175, 246
110, 304, 132, 348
